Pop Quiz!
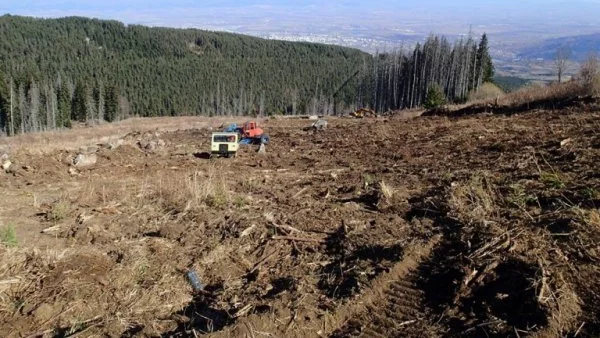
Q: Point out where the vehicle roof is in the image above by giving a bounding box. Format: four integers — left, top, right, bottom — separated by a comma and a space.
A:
211, 132, 238, 135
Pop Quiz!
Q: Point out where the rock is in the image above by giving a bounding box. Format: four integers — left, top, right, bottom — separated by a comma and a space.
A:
107, 139, 125, 150
73, 153, 97, 167
312, 119, 328, 130
257, 144, 266, 154
0, 153, 8, 161
560, 138, 573, 148
2, 160, 12, 173
139, 137, 166, 152
240, 224, 258, 237
308, 115, 319, 121
68, 167, 79, 176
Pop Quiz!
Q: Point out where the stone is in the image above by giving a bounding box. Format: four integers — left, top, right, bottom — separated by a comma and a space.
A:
257, 144, 266, 154
312, 119, 328, 130
73, 153, 97, 167
2, 160, 12, 173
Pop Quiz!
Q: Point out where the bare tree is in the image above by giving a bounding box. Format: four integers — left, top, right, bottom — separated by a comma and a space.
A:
291, 87, 298, 115
29, 81, 40, 132
44, 83, 53, 130
85, 86, 96, 123
259, 91, 265, 117
9, 78, 14, 136
555, 47, 571, 83
18, 84, 26, 134
579, 53, 599, 89
118, 95, 130, 121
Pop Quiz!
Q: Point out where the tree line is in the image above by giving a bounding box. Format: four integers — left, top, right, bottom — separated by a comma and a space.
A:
0, 74, 126, 135
0, 15, 369, 135
359, 34, 494, 112
0, 15, 494, 136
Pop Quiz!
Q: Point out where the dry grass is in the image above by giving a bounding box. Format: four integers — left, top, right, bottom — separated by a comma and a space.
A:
584, 209, 600, 228
534, 265, 582, 337
0, 159, 243, 334
0, 243, 191, 336
379, 180, 394, 201
390, 108, 425, 119
154, 165, 231, 212
590, 75, 600, 96
449, 173, 497, 225
45, 199, 72, 222
0, 116, 247, 155
468, 82, 505, 103
496, 81, 585, 107
579, 54, 600, 96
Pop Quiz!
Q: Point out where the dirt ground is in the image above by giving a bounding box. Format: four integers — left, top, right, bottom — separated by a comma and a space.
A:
0, 105, 599, 337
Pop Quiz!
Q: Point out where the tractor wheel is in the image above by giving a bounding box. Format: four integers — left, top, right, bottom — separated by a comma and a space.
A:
260, 135, 270, 145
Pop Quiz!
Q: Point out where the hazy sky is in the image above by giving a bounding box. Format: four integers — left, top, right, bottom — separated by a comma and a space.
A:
2, 0, 600, 37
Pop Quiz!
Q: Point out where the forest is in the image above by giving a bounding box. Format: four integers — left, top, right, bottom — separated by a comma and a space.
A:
0, 15, 493, 135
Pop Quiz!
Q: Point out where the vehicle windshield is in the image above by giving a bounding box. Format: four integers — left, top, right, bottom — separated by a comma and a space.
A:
213, 135, 236, 142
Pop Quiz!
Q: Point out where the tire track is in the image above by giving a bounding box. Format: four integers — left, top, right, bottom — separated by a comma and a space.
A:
212, 236, 442, 338
330, 236, 442, 338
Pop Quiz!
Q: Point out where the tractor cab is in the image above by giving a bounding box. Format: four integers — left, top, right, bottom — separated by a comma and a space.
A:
241, 121, 263, 138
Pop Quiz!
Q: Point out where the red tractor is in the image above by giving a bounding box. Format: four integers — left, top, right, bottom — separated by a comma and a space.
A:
234, 121, 270, 144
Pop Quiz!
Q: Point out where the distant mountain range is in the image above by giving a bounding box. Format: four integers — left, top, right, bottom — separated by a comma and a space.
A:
517, 33, 600, 62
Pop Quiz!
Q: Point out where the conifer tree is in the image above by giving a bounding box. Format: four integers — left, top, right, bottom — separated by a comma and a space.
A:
104, 85, 118, 122
57, 83, 72, 127
72, 82, 88, 122
477, 33, 495, 84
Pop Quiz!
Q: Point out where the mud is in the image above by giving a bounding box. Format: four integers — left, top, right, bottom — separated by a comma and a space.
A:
1, 107, 600, 337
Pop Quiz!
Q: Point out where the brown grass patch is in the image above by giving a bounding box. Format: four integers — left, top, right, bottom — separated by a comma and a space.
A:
0, 243, 190, 336
496, 81, 585, 107
468, 82, 505, 103
449, 172, 498, 225
153, 165, 232, 212
0, 116, 247, 155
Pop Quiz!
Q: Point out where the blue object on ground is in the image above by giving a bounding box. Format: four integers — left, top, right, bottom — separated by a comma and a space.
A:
224, 123, 238, 132
186, 270, 205, 292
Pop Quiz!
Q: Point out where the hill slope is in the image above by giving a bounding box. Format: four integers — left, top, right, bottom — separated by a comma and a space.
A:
0, 15, 369, 121
517, 33, 600, 62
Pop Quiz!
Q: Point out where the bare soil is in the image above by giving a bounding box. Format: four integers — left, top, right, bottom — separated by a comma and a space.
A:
1, 105, 599, 337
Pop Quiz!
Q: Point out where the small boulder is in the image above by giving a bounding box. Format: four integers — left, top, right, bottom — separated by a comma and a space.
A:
312, 119, 328, 130
139, 137, 166, 152
107, 139, 125, 150
2, 160, 12, 173
257, 144, 266, 154
73, 153, 97, 168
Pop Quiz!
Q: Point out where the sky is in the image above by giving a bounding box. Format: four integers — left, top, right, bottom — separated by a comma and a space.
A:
2, 1, 600, 38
